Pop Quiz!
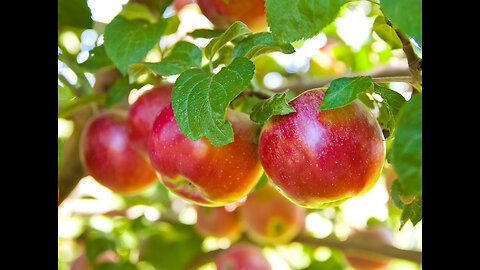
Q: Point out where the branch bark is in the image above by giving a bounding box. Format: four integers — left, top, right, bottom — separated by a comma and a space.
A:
267, 60, 411, 95
186, 233, 421, 269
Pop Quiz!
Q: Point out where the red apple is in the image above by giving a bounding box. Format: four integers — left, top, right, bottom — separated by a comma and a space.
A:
126, 84, 173, 156
215, 243, 272, 270
240, 184, 306, 245
172, 0, 196, 12
343, 226, 393, 270
258, 89, 385, 208
148, 104, 263, 206
196, 0, 268, 32
80, 110, 158, 194
194, 205, 243, 241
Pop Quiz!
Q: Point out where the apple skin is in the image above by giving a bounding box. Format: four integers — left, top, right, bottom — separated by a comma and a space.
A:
172, 0, 196, 11
258, 89, 385, 208
215, 243, 272, 270
80, 110, 158, 194
344, 226, 393, 270
240, 184, 306, 245
126, 84, 173, 156
148, 104, 264, 206
196, 0, 268, 32
194, 205, 243, 241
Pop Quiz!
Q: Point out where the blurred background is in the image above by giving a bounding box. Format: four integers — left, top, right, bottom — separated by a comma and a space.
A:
58, 0, 422, 269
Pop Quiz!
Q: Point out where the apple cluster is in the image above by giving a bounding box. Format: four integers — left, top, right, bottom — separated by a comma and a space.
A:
80, 83, 385, 207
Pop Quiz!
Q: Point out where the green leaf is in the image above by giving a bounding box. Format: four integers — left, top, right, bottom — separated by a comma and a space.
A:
80, 45, 114, 71
391, 93, 422, 197
118, 2, 157, 23
372, 15, 402, 50
187, 28, 225, 39
209, 45, 234, 70
373, 84, 407, 138
389, 179, 405, 209
96, 262, 137, 270
204, 21, 252, 61
139, 223, 202, 270
172, 57, 255, 146
250, 92, 296, 123
380, 0, 422, 47
265, 0, 349, 43
400, 195, 422, 230
318, 76, 372, 109
164, 14, 181, 35
58, 0, 93, 29
105, 76, 137, 108
85, 233, 116, 263
104, 16, 167, 75
143, 41, 203, 76
232, 32, 295, 60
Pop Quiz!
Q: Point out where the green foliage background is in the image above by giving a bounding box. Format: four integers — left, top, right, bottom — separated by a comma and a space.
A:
58, 0, 422, 269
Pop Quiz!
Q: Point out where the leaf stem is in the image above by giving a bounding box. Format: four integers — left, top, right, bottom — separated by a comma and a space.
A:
58, 93, 106, 118
58, 52, 94, 95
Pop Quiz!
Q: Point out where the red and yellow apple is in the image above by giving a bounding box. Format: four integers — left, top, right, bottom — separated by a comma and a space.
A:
194, 205, 243, 241
148, 104, 263, 206
80, 110, 158, 194
258, 89, 385, 208
343, 226, 393, 270
240, 184, 306, 245
196, 0, 268, 32
126, 84, 173, 156
215, 243, 272, 270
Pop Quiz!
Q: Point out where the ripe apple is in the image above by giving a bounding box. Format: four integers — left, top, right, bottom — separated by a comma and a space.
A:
194, 205, 243, 241
240, 184, 306, 245
258, 89, 385, 208
215, 243, 272, 270
343, 226, 393, 270
148, 104, 264, 206
80, 110, 158, 194
172, 0, 196, 12
196, 0, 268, 32
126, 84, 173, 156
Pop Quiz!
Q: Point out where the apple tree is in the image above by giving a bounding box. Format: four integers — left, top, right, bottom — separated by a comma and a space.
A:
58, 0, 421, 269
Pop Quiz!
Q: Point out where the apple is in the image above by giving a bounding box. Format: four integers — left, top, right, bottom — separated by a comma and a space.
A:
194, 205, 243, 242
80, 110, 158, 194
215, 243, 271, 270
258, 89, 386, 208
196, 0, 268, 32
172, 0, 196, 12
240, 184, 306, 245
148, 104, 264, 206
126, 84, 173, 156
343, 226, 393, 270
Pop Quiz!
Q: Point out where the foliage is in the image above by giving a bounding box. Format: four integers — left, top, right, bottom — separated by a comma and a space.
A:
58, 0, 422, 269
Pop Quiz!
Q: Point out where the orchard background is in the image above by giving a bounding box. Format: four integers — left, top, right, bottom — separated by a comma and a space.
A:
58, 0, 422, 269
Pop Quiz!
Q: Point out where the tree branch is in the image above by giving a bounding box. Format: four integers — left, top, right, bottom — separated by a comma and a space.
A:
266, 60, 411, 94
186, 233, 421, 269
295, 234, 422, 264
